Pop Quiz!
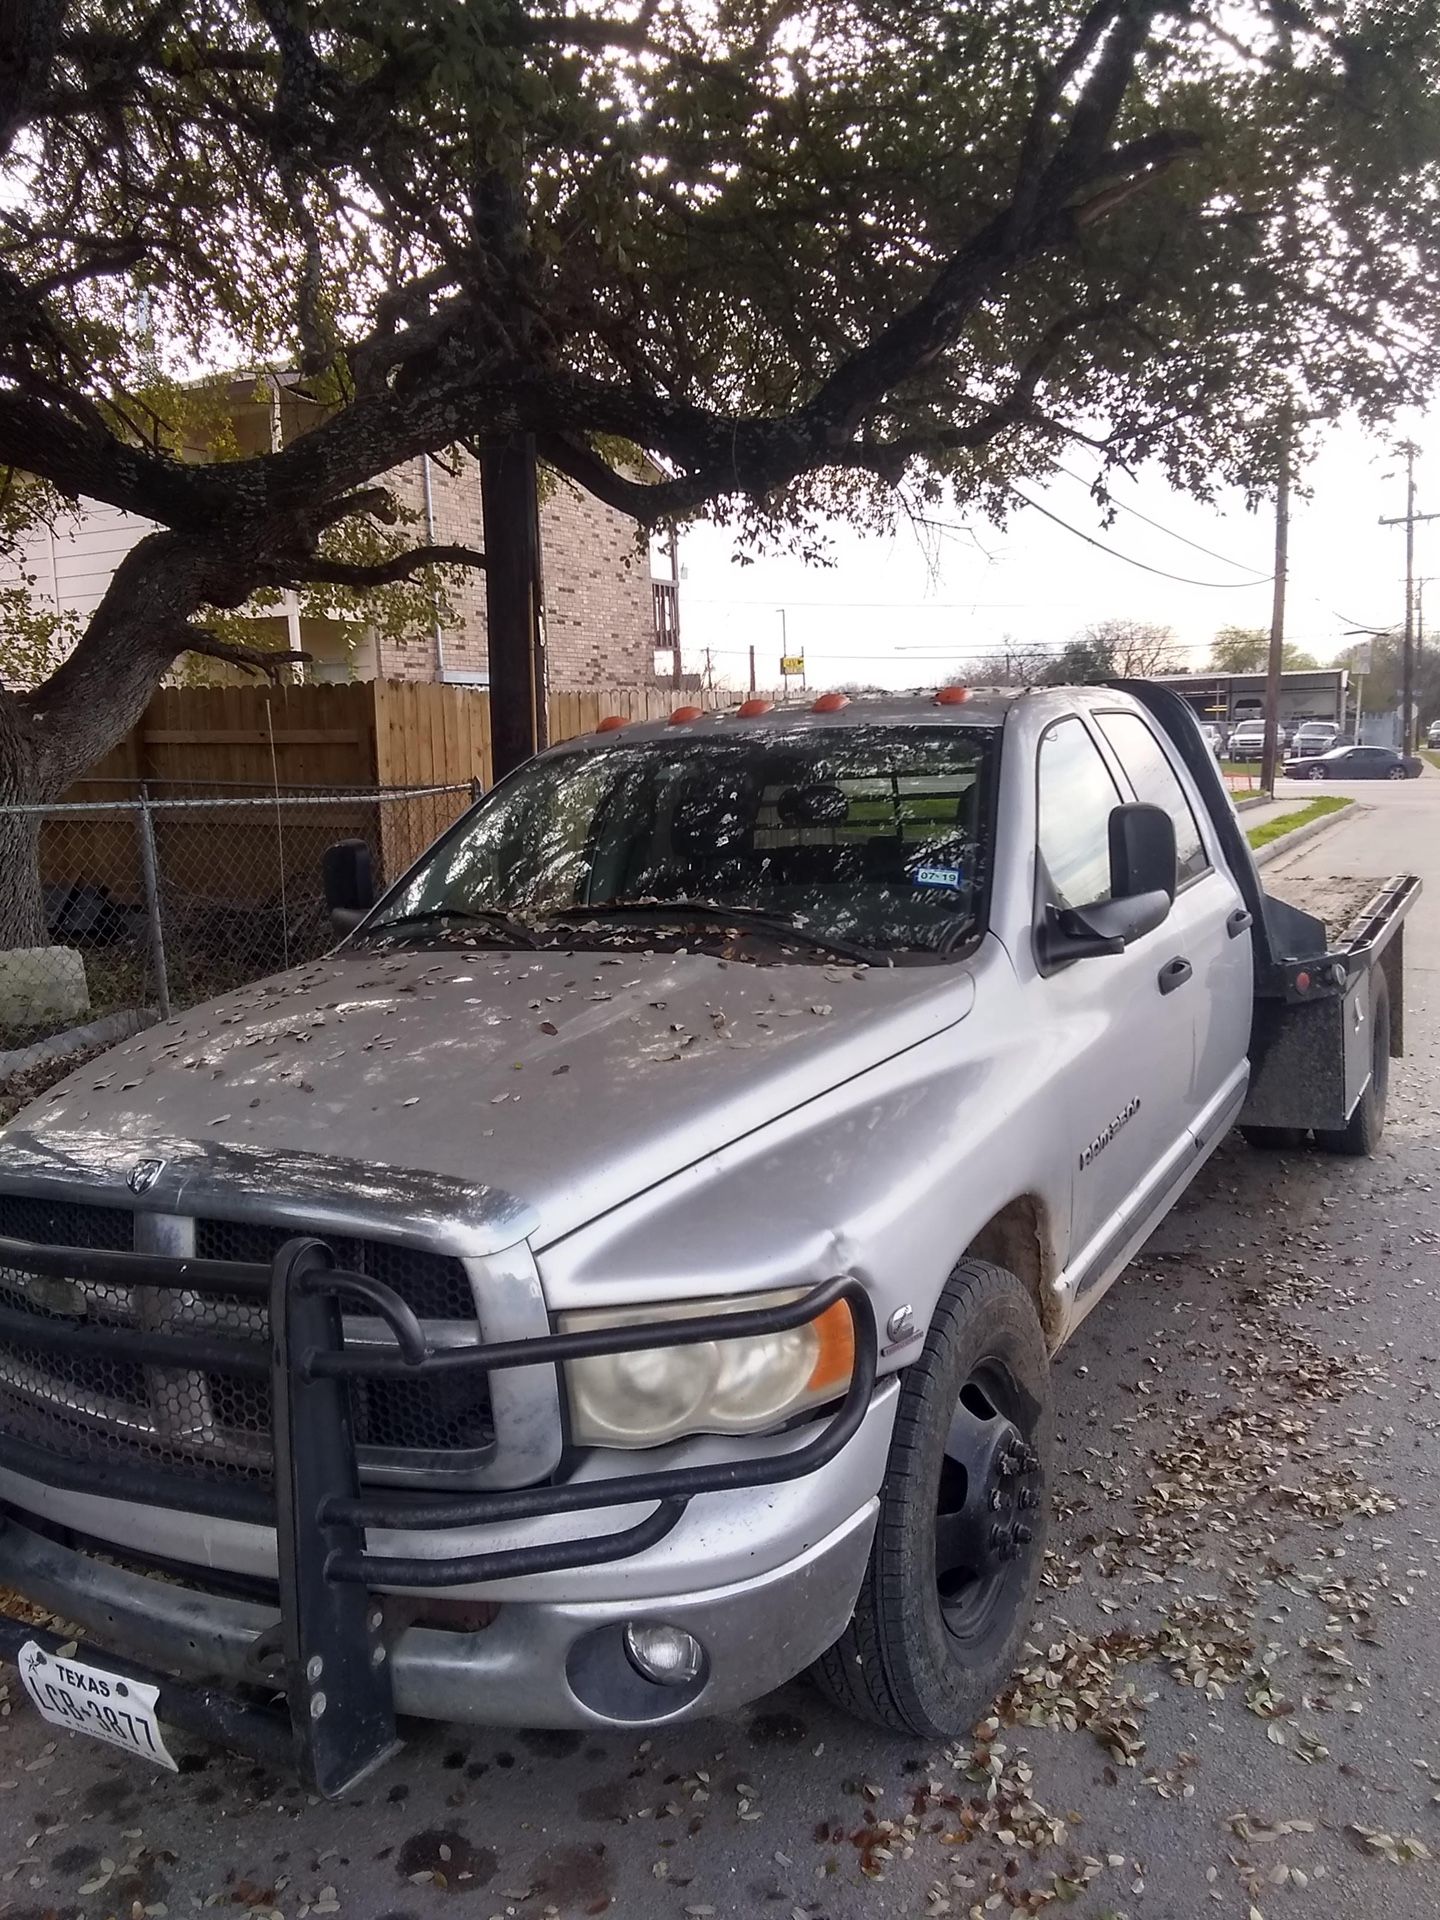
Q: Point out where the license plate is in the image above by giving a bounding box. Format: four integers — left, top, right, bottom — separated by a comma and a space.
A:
17, 1640, 177, 1771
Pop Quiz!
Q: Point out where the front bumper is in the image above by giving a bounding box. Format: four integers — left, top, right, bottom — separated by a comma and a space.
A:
0, 1492, 878, 1734
0, 1231, 881, 1791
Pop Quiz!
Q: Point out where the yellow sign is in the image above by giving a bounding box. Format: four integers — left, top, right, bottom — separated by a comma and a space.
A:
780, 655, 805, 676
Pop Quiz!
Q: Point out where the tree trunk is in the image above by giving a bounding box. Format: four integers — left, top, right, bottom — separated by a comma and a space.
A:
0, 692, 48, 951
0, 799, 45, 950
0, 529, 226, 952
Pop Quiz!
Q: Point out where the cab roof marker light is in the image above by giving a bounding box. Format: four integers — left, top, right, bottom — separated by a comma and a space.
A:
669, 704, 705, 725
935, 684, 971, 705
736, 698, 774, 717
595, 714, 629, 733
811, 692, 849, 713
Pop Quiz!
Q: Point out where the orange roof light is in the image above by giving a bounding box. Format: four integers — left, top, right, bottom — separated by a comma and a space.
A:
935, 684, 971, 705
737, 697, 774, 717
669, 704, 705, 725
811, 692, 850, 713
595, 714, 629, 733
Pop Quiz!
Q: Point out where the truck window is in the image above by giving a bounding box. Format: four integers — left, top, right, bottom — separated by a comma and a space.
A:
1094, 711, 1210, 886
372, 724, 999, 959
1036, 718, 1122, 910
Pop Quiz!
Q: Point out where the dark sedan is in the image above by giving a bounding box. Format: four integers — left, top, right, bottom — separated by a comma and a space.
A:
1286, 743, 1423, 781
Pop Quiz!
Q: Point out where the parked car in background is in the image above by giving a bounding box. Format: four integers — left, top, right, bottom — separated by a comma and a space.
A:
1426, 720, 1440, 749
1287, 743, 1422, 780
1289, 721, 1342, 758
1228, 718, 1290, 760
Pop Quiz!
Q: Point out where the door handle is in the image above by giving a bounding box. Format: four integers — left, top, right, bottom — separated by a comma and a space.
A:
1158, 955, 1193, 995
1226, 906, 1253, 939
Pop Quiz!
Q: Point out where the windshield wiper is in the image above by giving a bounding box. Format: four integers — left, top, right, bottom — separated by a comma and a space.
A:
357, 906, 539, 949
540, 899, 884, 967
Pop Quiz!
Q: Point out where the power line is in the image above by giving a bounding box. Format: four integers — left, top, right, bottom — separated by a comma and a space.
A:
1053, 467, 1271, 575
1006, 487, 1275, 589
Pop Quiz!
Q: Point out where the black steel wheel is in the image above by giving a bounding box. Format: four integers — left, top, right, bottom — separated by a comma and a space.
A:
811, 1260, 1050, 1739
933, 1368, 1042, 1646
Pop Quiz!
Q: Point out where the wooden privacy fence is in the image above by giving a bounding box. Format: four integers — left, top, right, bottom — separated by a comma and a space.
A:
42, 680, 746, 931
64, 678, 740, 801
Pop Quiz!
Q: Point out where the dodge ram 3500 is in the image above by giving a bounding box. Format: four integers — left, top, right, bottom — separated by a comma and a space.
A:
0, 680, 1418, 1792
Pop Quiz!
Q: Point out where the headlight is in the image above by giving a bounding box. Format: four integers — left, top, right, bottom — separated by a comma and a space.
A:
560, 1289, 856, 1449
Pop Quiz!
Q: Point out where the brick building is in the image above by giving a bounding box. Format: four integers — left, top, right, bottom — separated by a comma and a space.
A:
3, 376, 674, 691
370, 448, 661, 687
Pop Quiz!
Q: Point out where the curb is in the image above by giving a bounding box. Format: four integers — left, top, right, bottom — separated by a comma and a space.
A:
1252, 802, 1362, 868
0, 1006, 157, 1085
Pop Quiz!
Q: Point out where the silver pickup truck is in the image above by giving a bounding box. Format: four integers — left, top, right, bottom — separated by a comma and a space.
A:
0, 681, 1418, 1792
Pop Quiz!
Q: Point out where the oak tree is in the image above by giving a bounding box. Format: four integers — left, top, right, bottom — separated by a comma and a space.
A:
3, 0, 1440, 944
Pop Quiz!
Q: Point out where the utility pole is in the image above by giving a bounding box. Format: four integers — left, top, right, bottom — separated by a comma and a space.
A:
481, 433, 547, 782
1260, 413, 1291, 795
667, 525, 683, 690
748, 644, 757, 693
1379, 442, 1440, 757
1417, 575, 1435, 663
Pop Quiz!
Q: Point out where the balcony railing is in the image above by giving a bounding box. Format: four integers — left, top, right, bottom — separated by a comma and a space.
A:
653, 577, 680, 646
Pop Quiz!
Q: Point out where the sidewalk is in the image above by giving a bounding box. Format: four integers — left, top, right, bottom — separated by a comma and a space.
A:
1233, 794, 1304, 832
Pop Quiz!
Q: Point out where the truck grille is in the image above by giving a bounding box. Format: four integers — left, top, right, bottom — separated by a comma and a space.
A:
0, 1196, 494, 1499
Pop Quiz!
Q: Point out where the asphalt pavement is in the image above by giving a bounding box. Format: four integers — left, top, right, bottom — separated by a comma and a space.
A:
2, 778, 1438, 1920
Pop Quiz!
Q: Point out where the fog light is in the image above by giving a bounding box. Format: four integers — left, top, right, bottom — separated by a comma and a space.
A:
622, 1622, 704, 1687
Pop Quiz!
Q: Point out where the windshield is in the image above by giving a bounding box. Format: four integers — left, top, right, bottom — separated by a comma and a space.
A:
366, 723, 996, 960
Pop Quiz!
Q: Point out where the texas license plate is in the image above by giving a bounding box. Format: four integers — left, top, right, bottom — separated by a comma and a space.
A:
18, 1640, 177, 1771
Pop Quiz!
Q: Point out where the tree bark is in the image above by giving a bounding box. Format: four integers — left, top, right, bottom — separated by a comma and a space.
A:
0, 530, 233, 950
0, 794, 46, 950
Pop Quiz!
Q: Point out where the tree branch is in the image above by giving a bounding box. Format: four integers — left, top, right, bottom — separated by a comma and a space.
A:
179, 627, 310, 679
280, 542, 487, 589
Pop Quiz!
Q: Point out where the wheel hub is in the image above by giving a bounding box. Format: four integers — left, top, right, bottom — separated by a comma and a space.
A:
934, 1382, 1042, 1639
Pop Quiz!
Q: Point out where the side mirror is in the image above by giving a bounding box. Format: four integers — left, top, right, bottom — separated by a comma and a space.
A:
322, 840, 375, 934
1035, 803, 1176, 969
1108, 802, 1177, 903
1037, 889, 1173, 966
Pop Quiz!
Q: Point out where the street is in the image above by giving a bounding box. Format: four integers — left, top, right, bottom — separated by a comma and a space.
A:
2, 778, 1437, 1920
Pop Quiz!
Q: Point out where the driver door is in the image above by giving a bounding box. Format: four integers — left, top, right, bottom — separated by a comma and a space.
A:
1033, 717, 1195, 1287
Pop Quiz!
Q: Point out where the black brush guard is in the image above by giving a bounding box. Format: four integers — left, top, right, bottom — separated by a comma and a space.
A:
0, 1232, 875, 1793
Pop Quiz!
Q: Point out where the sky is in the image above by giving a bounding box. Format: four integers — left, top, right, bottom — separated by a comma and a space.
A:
672, 412, 1440, 693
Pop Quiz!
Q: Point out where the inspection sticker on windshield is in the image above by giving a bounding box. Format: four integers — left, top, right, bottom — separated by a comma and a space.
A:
18, 1641, 177, 1770
913, 865, 963, 889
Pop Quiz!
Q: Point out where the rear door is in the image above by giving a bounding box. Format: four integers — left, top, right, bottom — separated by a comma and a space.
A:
1033, 716, 1194, 1284
1092, 708, 1252, 1146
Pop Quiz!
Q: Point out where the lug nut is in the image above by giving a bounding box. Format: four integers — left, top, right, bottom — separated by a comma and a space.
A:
1014, 1524, 1033, 1545
988, 1488, 1004, 1510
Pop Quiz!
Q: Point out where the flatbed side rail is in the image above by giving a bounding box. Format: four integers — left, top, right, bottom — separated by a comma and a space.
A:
1254, 871, 1422, 1006
0, 1232, 875, 1793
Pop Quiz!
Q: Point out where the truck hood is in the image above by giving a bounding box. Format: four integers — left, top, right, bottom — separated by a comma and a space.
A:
6, 945, 975, 1248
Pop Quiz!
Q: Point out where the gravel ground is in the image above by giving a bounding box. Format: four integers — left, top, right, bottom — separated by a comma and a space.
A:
1, 783, 1438, 1920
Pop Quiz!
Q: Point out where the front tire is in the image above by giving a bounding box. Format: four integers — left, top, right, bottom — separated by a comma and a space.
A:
1316, 970, 1390, 1155
1306, 765, 1327, 780
811, 1261, 1051, 1739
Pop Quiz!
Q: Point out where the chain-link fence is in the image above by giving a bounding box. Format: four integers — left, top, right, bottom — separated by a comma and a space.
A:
0, 783, 476, 1060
